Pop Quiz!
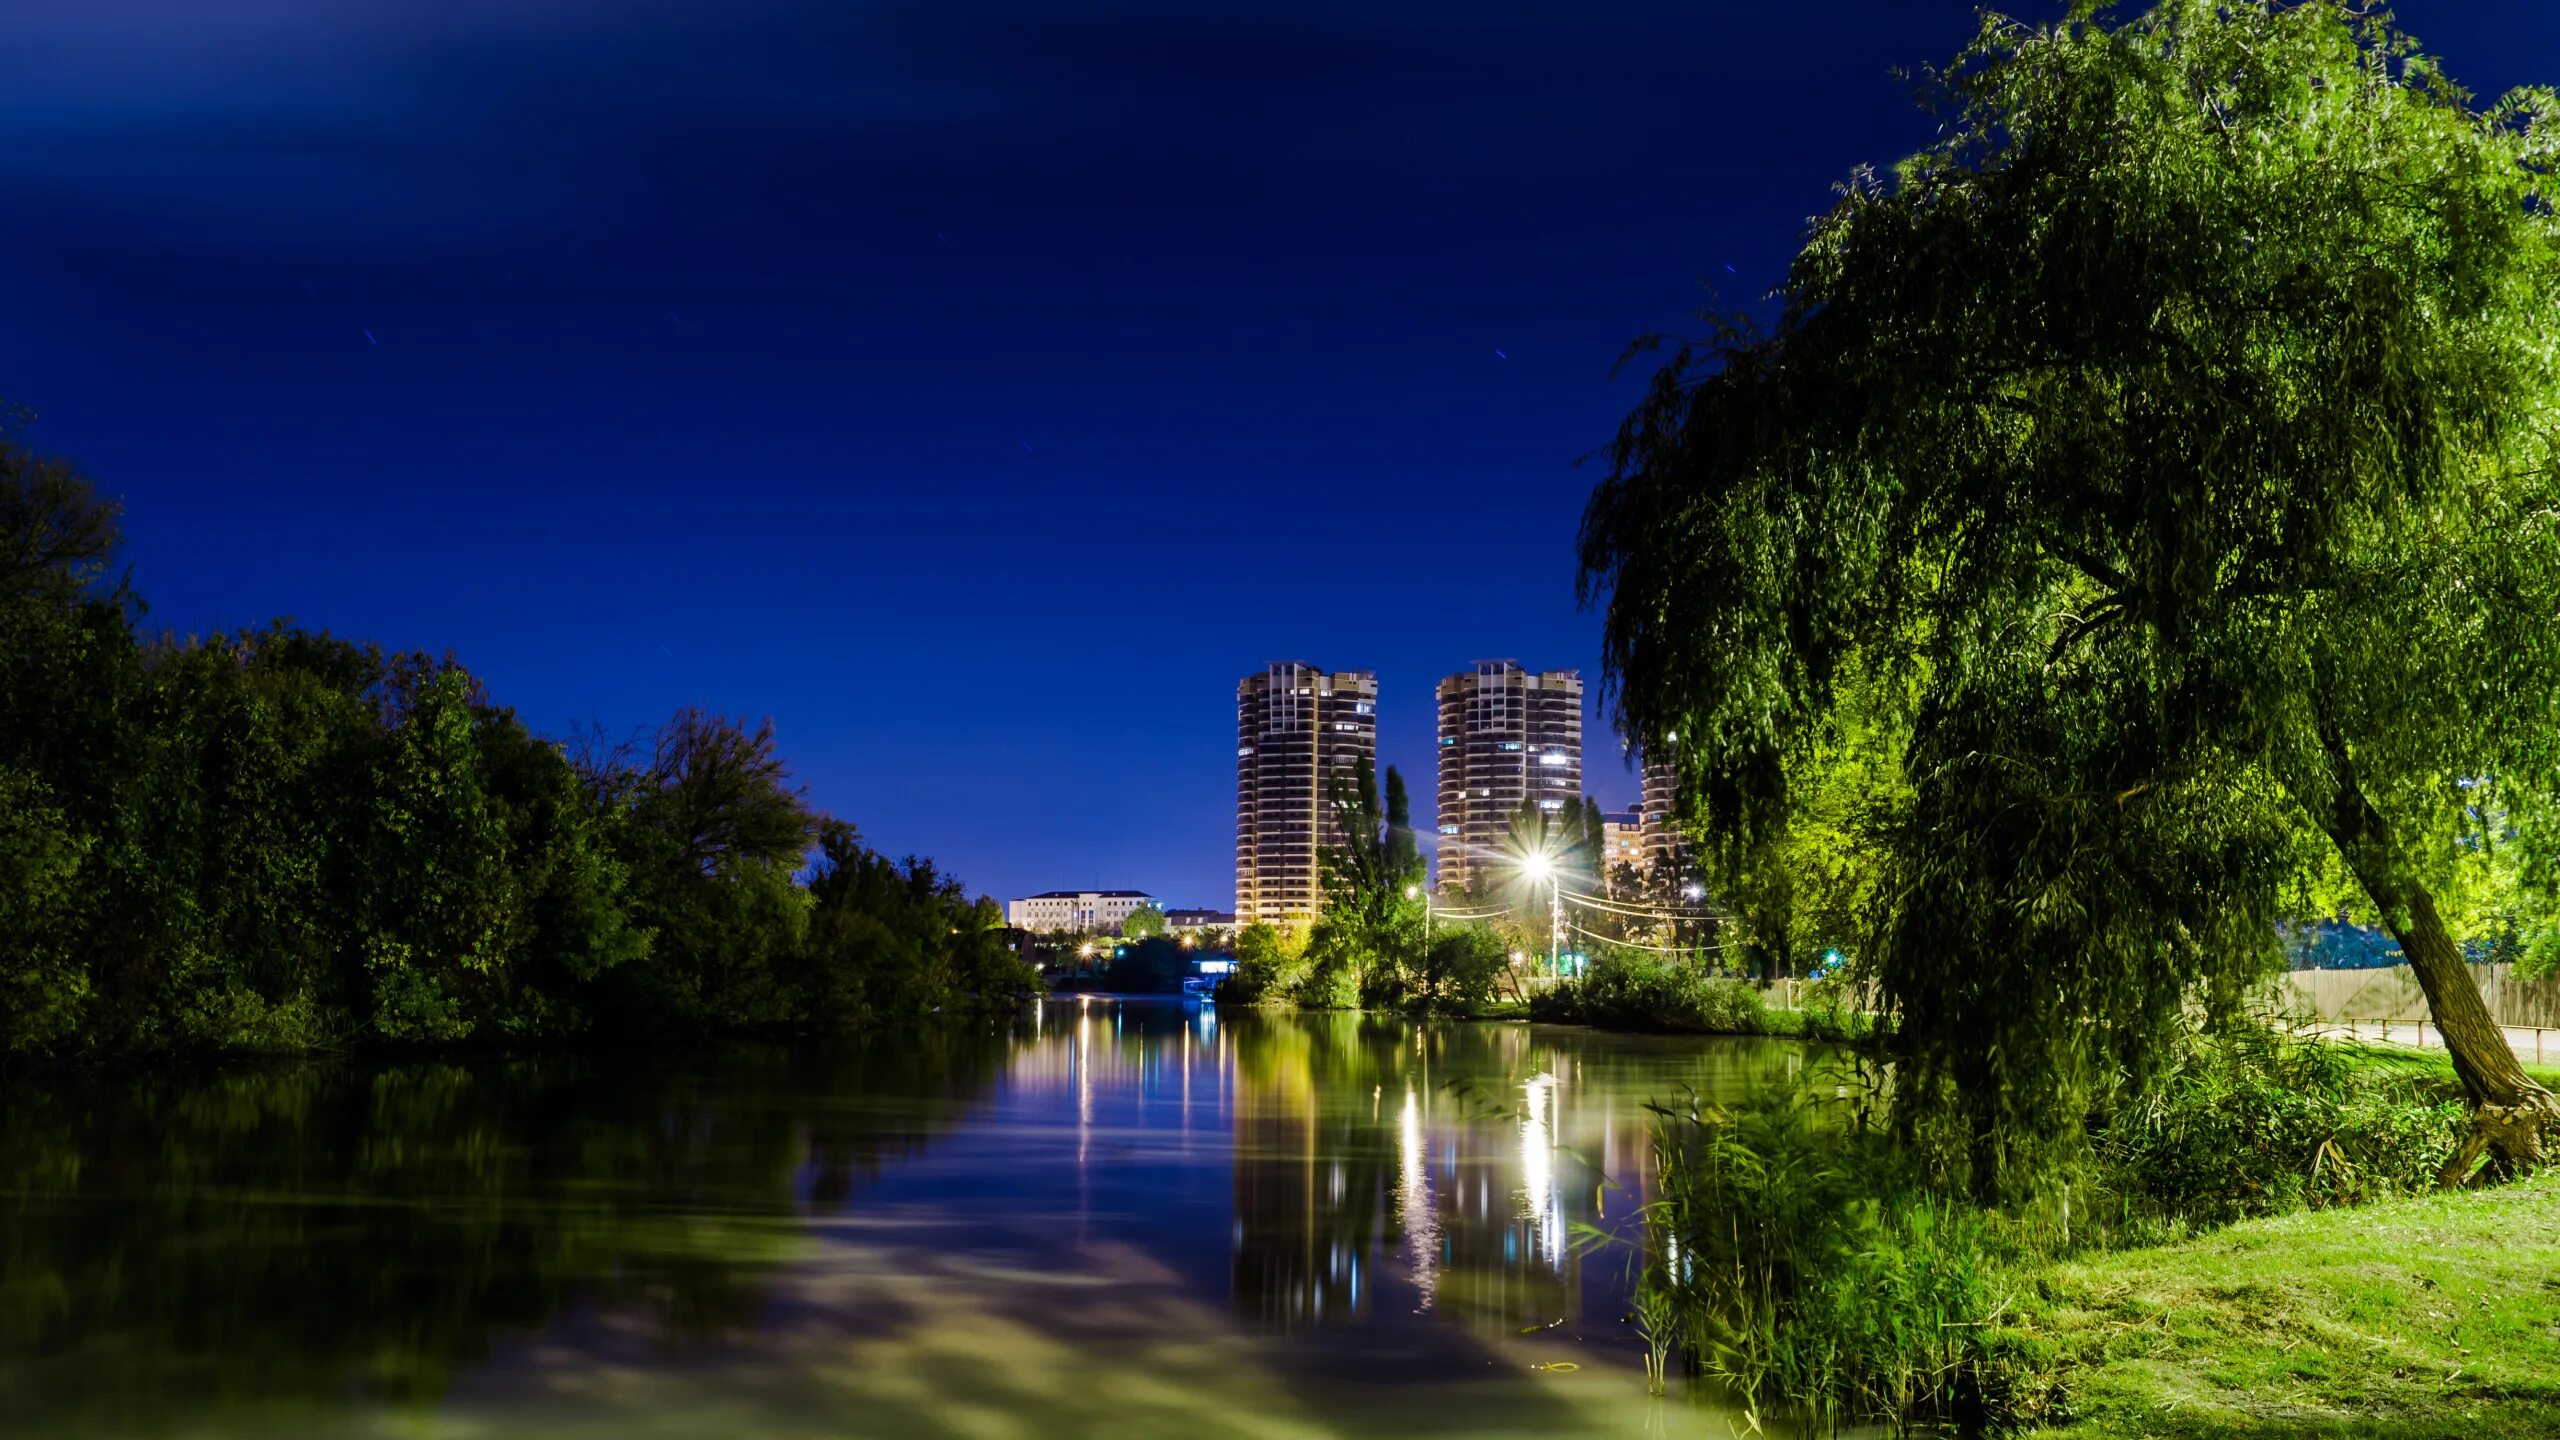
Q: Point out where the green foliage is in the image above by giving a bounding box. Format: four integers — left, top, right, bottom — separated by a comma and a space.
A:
0, 767, 92, 1055
1580, 0, 2560, 1185
1632, 1083, 1995, 1433
1305, 755, 1427, 1006
1217, 921, 1305, 1006
1105, 935, 1188, 993
0, 426, 1026, 1062
1624, 1023, 2498, 1429
1295, 916, 1366, 1008
1533, 950, 1775, 1035
798, 825, 1037, 1021
2097, 1029, 2468, 1225
1412, 926, 1508, 1013
1119, 903, 1167, 940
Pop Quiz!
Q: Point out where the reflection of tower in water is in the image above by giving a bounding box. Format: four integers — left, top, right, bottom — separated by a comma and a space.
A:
1419, 1071, 1579, 1337
1228, 1034, 1386, 1330
1225, 1021, 1677, 1339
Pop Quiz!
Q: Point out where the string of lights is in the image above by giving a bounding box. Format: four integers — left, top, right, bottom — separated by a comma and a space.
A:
1562, 918, 1729, 955
1556, 887, 1731, 924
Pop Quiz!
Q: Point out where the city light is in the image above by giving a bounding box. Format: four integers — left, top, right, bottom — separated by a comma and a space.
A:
1520, 853, 1551, 884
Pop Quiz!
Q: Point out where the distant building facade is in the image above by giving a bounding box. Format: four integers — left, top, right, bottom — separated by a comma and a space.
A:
1236, 662, 1379, 928
1433, 661, 1583, 893
1598, 810, 1645, 891
1166, 908, 1237, 936
1007, 890, 1158, 934
1636, 739, 1692, 877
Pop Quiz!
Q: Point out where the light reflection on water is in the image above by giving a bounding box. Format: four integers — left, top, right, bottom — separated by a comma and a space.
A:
0, 1001, 1806, 1438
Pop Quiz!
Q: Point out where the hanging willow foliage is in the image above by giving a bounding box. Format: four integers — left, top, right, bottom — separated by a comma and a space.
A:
1579, 0, 2560, 1192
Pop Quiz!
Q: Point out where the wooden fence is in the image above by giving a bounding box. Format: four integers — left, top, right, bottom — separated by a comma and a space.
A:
2276, 962, 2560, 1029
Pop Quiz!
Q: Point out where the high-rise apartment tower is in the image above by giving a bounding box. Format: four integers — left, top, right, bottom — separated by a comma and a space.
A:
1636, 738, 1692, 877
1235, 662, 1378, 928
1433, 662, 1583, 893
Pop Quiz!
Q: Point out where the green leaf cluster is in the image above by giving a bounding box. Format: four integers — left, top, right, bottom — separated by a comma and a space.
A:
0, 431, 1033, 1061
1581, 0, 2560, 1188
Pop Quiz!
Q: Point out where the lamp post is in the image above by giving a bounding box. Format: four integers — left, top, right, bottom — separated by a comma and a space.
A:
1520, 853, 1561, 976
1405, 883, 1431, 947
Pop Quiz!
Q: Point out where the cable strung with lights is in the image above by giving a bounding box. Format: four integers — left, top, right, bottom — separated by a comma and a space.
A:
1562, 918, 1728, 955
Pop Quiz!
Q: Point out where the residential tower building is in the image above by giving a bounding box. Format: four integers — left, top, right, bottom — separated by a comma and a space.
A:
1236, 662, 1379, 928
1433, 662, 1583, 893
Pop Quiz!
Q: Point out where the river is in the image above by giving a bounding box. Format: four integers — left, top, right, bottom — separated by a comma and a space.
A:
0, 999, 1813, 1437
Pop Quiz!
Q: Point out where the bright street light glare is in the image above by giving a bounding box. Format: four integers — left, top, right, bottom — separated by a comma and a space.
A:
1404, 884, 1421, 899
1520, 853, 1552, 883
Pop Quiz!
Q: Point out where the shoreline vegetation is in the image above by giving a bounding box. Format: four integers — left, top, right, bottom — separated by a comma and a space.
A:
1543, 1, 2560, 1435
1, 435, 1037, 1070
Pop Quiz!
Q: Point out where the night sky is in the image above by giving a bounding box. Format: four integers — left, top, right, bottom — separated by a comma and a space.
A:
6, 2, 2556, 910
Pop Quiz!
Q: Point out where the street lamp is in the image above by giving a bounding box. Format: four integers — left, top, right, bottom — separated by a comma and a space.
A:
1520, 852, 1561, 976
1405, 883, 1432, 948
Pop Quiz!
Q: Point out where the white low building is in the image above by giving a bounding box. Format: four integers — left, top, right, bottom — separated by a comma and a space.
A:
1007, 890, 1158, 934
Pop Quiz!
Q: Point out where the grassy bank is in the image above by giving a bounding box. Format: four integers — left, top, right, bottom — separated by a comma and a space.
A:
1992, 1170, 2560, 1438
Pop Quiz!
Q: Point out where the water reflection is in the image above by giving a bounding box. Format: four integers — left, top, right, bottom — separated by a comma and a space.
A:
0, 1004, 1802, 1437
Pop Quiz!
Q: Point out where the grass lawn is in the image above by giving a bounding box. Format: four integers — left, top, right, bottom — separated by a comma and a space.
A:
1994, 1169, 2560, 1438
2335, 1040, 2560, 1096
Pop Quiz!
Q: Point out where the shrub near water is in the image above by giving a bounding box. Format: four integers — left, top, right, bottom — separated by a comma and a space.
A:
1629, 1082, 1994, 1433
1616, 1025, 2486, 1433
1532, 952, 1774, 1033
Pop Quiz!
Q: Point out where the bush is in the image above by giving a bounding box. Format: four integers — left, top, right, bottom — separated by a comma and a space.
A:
2095, 1028, 2467, 1225
1414, 927, 1508, 1014
1105, 936, 1188, 993
1216, 922, 1303, 1006
1533, 950, 1776, 1034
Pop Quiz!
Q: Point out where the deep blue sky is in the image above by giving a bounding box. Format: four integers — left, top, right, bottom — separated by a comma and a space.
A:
6, 2, 2556, 909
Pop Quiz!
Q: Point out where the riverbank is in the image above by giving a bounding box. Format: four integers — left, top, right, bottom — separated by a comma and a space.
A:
1992, 1169, 2560, 1438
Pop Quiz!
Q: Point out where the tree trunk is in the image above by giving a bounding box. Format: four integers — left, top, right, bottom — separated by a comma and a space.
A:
2312, 726, 2552, 1177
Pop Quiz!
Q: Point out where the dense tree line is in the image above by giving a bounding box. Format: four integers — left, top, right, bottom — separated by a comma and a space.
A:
0, 432, 1034, 1062
1579, 0, 2560, 1183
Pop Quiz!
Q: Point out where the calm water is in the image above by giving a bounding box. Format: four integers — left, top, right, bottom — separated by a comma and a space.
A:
1, 1000, 1812, 1438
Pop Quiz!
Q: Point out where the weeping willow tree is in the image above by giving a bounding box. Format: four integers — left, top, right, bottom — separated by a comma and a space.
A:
1579, 0, 2560, 1188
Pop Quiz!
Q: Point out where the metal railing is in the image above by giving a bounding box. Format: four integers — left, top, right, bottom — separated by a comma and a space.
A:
2316, 1018, 2557, 1065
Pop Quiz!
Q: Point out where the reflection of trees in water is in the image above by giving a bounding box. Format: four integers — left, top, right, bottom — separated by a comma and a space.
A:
1229, 1014, 1393, 1329
0, 1026, 1022, 1429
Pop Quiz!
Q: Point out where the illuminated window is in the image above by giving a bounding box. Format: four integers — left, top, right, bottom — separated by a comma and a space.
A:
1539, 799, 1564, 810
1538, 752, 1569, 766
1438, 824, 1461, 835
1497, 741, 1524, 751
